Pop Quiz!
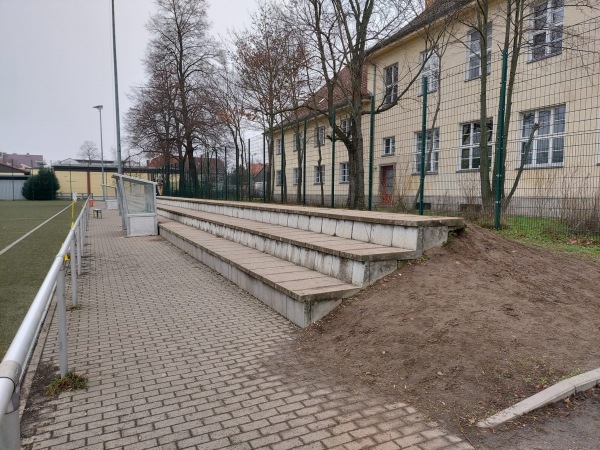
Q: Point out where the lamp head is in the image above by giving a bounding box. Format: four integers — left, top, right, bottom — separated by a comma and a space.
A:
93, 105, 103, 111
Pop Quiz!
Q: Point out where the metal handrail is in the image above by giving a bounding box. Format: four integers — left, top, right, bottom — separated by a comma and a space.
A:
0, 198, 90, 449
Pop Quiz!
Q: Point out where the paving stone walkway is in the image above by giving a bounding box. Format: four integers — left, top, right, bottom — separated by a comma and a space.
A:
21, 207, 472, 450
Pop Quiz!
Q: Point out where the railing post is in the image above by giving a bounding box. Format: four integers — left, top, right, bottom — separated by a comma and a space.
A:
0, 387, 20, 450
77, 227, 82, 276
70, 236, 77, 307
57, 267, 68, 377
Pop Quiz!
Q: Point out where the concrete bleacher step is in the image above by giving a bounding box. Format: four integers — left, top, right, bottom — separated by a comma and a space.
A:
158, 204, 416, 287
159, 219, 361, 328
156, 197, 465, 328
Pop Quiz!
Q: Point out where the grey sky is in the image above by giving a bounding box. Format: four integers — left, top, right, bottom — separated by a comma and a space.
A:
0, 0, 256, 164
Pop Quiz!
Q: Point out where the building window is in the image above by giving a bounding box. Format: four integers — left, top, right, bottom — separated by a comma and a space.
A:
384, 63, 398, 104
314, 165, 325, 184
466, 24, 492, 80
276, 170, 283, 186
420, 50, 439, 93
414, 129, 439, 174
293, 132, 301, 152
531, 0, 564, 61
460, 120, 493, 170
340, 118, 351, 140
293, 167, 300, 185
383, 137, 395, 156
520, 106, 565, 167
314, 126, 325, 147
276, 138, 282, 155
340, 162, 349, 183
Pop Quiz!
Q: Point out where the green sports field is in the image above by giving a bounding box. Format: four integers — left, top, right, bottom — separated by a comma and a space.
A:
0, 200, 84, 358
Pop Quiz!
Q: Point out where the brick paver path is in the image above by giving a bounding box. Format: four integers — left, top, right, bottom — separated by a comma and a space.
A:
21, 208, 472, 450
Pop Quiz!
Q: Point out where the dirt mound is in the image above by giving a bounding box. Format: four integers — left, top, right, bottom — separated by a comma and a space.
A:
272, 224, 600, 446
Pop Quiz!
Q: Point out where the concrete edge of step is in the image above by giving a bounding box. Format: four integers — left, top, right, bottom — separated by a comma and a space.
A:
476, 368, 600, 428
158, 222, 362, 303
157, 205, 418, 261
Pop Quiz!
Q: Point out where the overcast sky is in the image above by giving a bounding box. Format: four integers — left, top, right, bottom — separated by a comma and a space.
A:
0, 0, 257, 165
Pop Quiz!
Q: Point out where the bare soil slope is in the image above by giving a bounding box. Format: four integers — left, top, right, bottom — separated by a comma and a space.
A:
270, 225, 600, 447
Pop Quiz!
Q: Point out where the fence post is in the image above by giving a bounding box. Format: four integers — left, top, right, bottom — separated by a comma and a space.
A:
419, 77, 428, 215
70, 236, 77, 307
263, 135, 267, 203
57, 266, 68, 377
280, 127, 285, 203
494, 49, 509, 230
0, 387, 20, 450
225, 147, 228, 200
303, 120, 307, 205
368, 96, 375, 211
248, 138, 251, 201
331, 111, 336, 208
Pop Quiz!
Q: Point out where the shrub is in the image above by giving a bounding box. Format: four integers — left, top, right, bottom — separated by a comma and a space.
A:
22, 168, 60, 200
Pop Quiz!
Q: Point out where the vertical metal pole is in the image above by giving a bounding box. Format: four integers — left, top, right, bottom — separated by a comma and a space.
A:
76, 228, 82, 276
70, 236, 77, 307
11, 160, 14, 201
57, 267, 68, 377
111, 0, 123, 174
263, 135, 267, 203
280, 127, 285, 203
494, 49, 509, 230
225, 147, 228, 200
236, 142, 240, 201
331, 111, 336, 208
248, 138, 251, 201
0, 388, 20, 450
419, 77, 428, 215
368, 97, 375, 211
303, 120, 307, 205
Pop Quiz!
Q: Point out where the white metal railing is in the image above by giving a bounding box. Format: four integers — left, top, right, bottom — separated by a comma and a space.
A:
0, 198, 90, 450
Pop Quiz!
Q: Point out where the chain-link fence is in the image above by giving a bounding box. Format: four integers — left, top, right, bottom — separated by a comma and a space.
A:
157, 17, 600, 238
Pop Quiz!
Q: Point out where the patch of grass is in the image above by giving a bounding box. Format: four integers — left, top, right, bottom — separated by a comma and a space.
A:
497, 215, 600, 259
66, 305, 82, 311
44, 371, 88, 396
559, 368, 583, 381
0, 200, 83, 357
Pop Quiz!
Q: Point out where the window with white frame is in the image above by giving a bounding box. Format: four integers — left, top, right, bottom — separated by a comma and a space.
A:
314, 126, 325, 147
466, 24, 492, 80
314, 165, 325, 184
384, 63, 399, 104
460, 120, 493, 170
340, 118, 351, 140
275, 170, 283, 186
414, 129, 440, 174
293, 167, 300, 185
293, 132, 301, 152
276, 138, 282, 155
520, 106, 565, 167
531, 0, 564, 61
420, 50, 439, 93
340, 162, 350, 183
383, 136, 396, 156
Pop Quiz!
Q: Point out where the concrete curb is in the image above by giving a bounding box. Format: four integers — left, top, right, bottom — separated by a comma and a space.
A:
477, 368, 600, 428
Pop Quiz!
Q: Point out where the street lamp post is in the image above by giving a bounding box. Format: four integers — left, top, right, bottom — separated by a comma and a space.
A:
93, 105, 105, 194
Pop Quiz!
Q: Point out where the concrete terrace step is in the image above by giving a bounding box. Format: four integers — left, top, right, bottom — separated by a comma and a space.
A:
159, 219, 361, 327
157, 197, 465, 253
158, 204, 416, 286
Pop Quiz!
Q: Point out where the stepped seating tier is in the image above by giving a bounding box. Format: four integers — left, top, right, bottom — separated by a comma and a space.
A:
158, 204, 415, 287
156, 198, 465, 328
159, 220, 360, 327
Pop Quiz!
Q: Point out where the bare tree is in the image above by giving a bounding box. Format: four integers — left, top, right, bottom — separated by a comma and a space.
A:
233, 0, 307, 203
287, 0, 457, 209
456, 0, 597, 221
78, 140, 99, 161
146, 0, 222, 196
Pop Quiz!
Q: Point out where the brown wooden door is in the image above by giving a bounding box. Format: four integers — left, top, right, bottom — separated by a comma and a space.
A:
380, 165, 394, 204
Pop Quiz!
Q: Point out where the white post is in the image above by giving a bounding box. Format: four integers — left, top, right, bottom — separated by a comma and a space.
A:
0, 387, 20, 450
70, 236, 77, 307
57, 268, 68, 377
